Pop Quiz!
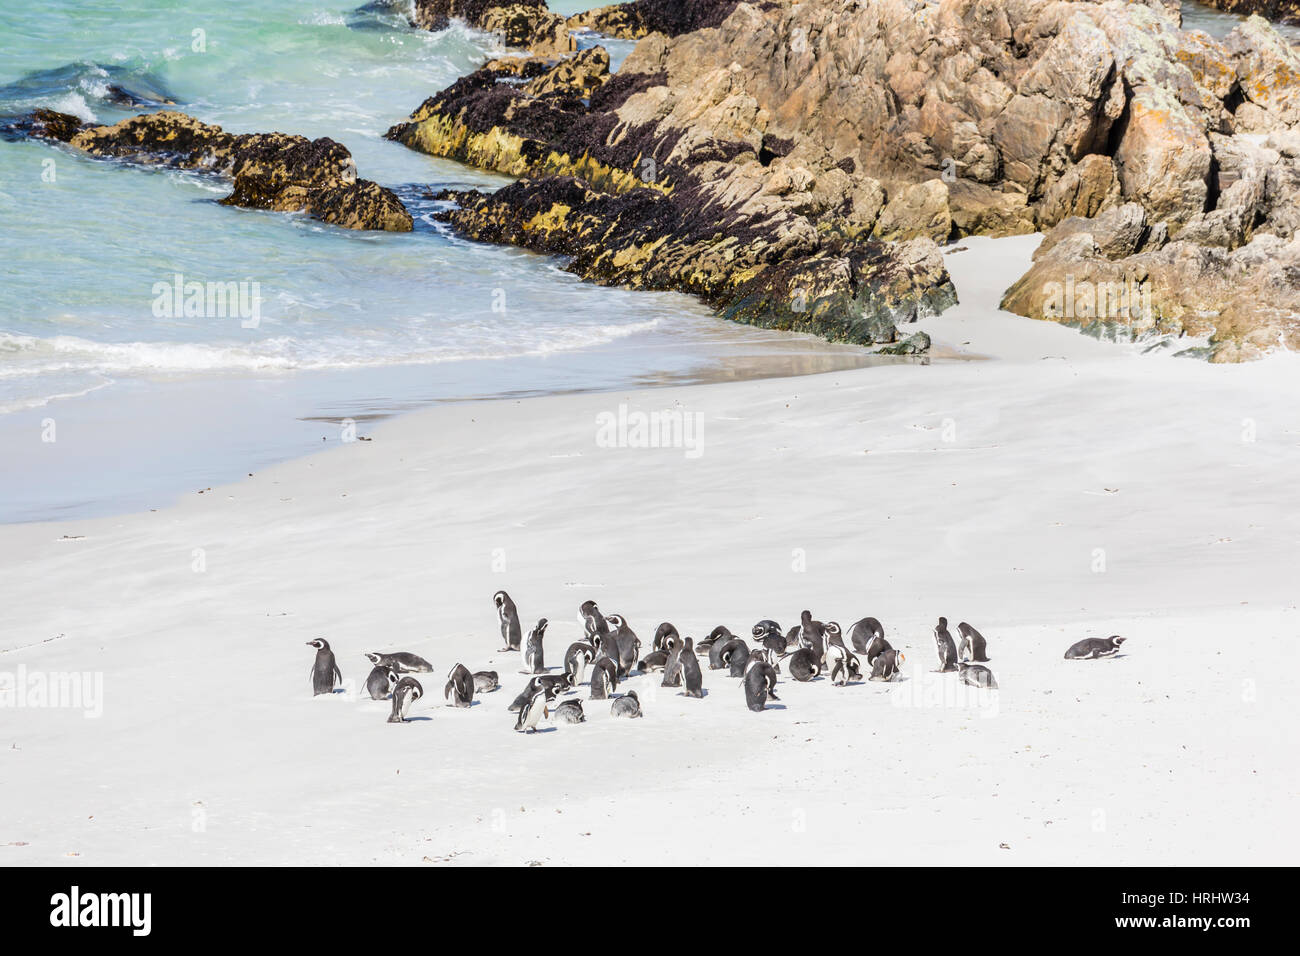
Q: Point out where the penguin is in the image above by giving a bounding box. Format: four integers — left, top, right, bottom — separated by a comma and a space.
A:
579, 600, 609, 643
827, 643, 861, 686
494, 590, 522, 652
444, 663, 474, 708
957, 621, 990, 662
564, 641, 595, 686
306, 639, 342, 696
934, 617, 959, 672
958, 662, 998, 689
522, 618, 547, 674
535, 673, 574, 695
783, 625, 801, 651
508, 678, 540, 713
679, 638, 704, 698
863, 632, 894, 666
637, 650, 669, 673
708, 630, 734, 670
798, 610, 826, 663
787, 646, 821, 682
869, 648, 904, 682
847, 617, 885, 655
721, 638, 751, 678
611, 691, 642, 718
1064, 635, 1126, 660
365, 664, 398, 700
589, 657, 618, 700
743, 651, 780, 712
824, 621, 846, 649
605, 614, 640, 678
514, 684, 554, 733
387, 676, 423, 722
473, 670, 500, 693
364, 651, 433, 674
551, 699, 585, 725
660, 635, 684, 688
651, 622, 680, 654
698, 625, 733, 655
751, 620, 786, 657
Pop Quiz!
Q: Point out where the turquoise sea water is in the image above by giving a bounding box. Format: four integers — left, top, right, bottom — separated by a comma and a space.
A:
0, 1, 1284, 521
0, 1, 870, 521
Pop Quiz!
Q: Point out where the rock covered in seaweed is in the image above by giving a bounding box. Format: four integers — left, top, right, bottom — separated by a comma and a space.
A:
392, 0, 1300, 360
10, 109, 412, 231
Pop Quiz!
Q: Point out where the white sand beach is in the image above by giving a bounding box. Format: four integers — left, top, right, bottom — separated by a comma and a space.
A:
1, 236, 1297, 866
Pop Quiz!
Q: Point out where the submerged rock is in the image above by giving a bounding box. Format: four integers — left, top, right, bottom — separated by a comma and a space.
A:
8, 109, 411, 231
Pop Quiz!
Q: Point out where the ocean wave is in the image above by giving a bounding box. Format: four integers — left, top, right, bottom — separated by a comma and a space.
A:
0, 320, 667, 380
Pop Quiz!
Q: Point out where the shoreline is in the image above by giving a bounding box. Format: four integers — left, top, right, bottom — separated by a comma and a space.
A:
2, 237, 1296, 865
0, 316, 902, 526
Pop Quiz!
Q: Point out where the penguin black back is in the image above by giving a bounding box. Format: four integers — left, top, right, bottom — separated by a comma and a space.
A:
494, 590, 522, 651
307, 639, 342, 696
679, 638, 704, 698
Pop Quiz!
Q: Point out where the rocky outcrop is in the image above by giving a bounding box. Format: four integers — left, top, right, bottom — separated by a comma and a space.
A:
391, 0, 1300, 360
8, 109, 411, 231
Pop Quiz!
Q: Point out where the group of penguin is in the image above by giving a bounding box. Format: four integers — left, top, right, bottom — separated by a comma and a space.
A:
306, 593, 1129, 730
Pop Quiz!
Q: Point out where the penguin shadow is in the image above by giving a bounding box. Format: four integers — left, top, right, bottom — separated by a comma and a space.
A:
762, 703, 788, 711
402, 716, 433, 722
526, 726, 559, 734
677, 689, 709, 698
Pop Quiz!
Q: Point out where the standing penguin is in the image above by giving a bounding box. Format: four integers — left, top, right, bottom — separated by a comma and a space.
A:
1064, 635, 1126, 659
306, 639, 342, 696
679, 638, 704, 698
708, 630, 735, 670
651, 622, 680, 654
957, 622, 990, 662
933, 617, 959, 672
743, 650, 780, 712
721, 638, 752, 678
799, 610, 827, 664
848, 617, 885, 656
444, 663, 475, 707
869, 649, 904, 682
387, 676, 423, 722
579, 600, 609, 641
606, 614, 640, 678
494, 590, 522, 652
788, 646, 821, 682
589, 657, 619, 700
827, 644, 861, 686
473, 671, 500, 693
365, 663, 398, 700
514, 684, 554, 733
783, 625, 802, 651
522, 618, 547, 675
751, 621, 786, 657
551, 699, 585, 725
958, 662, 998, 689
660, 635, 684, 688
564, 641, 595, 686
508, 677, 540, 713
364, 651, 433, 674
611, 691, 642, 718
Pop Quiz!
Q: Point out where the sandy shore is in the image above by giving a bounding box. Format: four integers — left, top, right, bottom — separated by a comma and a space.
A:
2, 236, 1297, 865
